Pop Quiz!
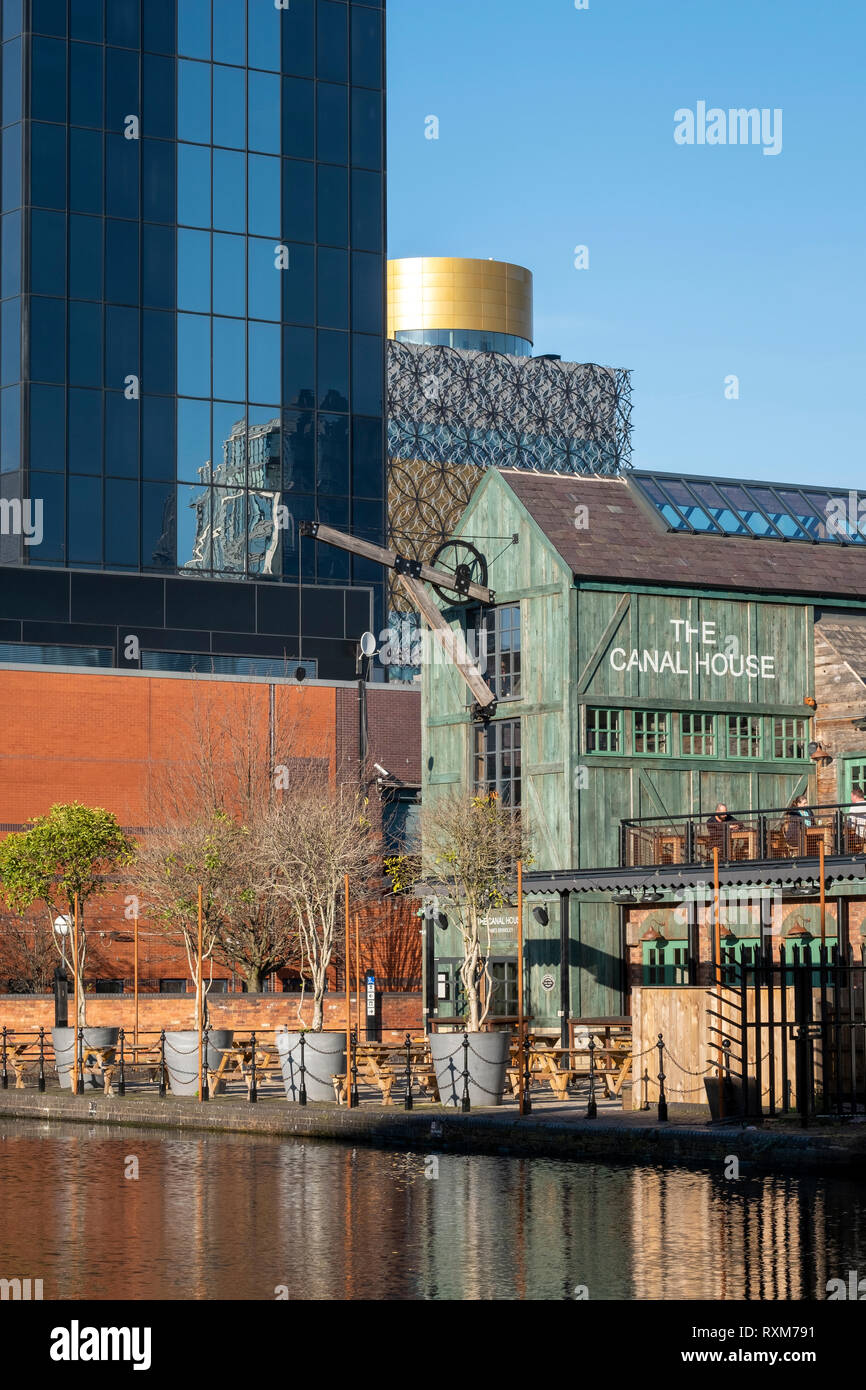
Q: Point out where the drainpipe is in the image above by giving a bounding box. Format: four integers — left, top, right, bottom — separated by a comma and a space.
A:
559, 890, 570, 1047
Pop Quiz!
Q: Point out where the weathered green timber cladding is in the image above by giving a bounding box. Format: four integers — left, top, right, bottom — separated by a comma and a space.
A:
422, 470, 815, 1025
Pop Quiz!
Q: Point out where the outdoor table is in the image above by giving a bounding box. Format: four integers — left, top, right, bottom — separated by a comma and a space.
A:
805, 825, 834, 855
729, 828, 758, 860
654, 831, 685, 865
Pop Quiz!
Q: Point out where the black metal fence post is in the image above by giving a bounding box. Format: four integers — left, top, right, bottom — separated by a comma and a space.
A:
657, 1033, 668, 1122
38, 1027, 46, 1093
586, 1034, 597, 1118
117, 1028, 126, 1097
158, 1030, 167, 1097
461, 1031, 470, 1113
76, 1026, 84, 1096
403, 1032, 413, 1110
298, 1032, 307, 1106
522, 1032, 533, 1115
1, 1027, 8, 1090
249, 1031, 258, 1103
201, 1025, 209, 1102
350, 1028, 360, 1107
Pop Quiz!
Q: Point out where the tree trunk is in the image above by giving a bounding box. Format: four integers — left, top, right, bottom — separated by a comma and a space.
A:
245, 965, 265, 993
311, 995, 324, 1031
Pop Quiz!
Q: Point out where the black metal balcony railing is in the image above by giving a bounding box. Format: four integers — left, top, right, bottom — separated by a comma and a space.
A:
620, 803, 866, 870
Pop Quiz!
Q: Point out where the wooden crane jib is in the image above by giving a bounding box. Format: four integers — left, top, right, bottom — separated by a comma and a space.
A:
298, 521, 497, 714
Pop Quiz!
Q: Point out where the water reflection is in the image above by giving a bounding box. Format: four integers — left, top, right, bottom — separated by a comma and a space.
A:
0, 1120, 863, 1301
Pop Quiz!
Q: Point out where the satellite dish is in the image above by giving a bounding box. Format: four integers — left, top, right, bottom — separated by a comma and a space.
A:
294, 666, 307, 682
360, 631, 377, 658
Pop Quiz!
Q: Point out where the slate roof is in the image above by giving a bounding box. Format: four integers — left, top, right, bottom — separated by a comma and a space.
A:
499, 471, 866, 599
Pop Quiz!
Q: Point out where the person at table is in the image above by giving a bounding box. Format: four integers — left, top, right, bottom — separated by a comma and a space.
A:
705, 804, 743, 856
784, 793, 814, 851
847, 787, 866, 845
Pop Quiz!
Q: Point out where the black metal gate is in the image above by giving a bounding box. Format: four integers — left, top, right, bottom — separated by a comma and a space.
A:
740, 945, 866, 1125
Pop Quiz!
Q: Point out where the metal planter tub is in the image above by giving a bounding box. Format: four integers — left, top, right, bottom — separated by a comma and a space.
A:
163, 1030, 234, 1097
276, 1030, 346, 1103
430, 1030, 510, 1108
52, 1027, 119, 1090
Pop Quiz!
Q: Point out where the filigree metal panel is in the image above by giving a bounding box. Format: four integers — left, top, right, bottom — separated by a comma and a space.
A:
387, 341, 632, 478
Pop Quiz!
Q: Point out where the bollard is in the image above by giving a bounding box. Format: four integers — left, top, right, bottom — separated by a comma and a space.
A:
641, 1066, 650, 1111
75, 1026, 84, 1096
2, 1027, 8, 1090
351, 1028, 360, 1108
249, 1031, 258, 1103
461, 1031, 470, 1113
117, 1029, 126, 1097
522, 1032, 532, 1115
298, 1032, 307, 1106
657, 1033, 668, 1123
586, 1034, 597, 1119
722, 1037, 732, 1083
38, 1027, 46, 1093
201, 1025, 209, 1103
158, 1030, 167, 1097
404, 1032, 413, 1111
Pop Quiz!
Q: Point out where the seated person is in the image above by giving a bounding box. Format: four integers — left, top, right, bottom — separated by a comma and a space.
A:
784, 793, 814, 850
847, 786, 866, 843
705, 803, 744, 854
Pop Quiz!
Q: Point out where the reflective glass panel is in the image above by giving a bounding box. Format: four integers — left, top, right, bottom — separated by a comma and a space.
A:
317, 413, 349, 493
178, 59, 212, 144
69, 302, 103, 388
105, 390, 139, 476
178, 228, 211, 312
317, 164, 348, 246
280, 0, 314, 77
143, 139, 177, 222
70, 41, 103, 128
177, 397, 212, 482
141, 481, 175, 569
68, 476, 102, 563
317, 1, 347, 83
177, 481, 211, 568
142, 394, 176, 479
351, 5, 382, 89
29, 385, 65, 471
281, 409, 315, 492
31, 37, 67, 123
143, 0, 174, 55
248, 321, 280, 404
248, 154, 280, 236
142, 310, 176, 395
68, 388, 103, 474
281, 77, 314, 159
105, 47, 139, 132
350, 169, 382, 252
248, 0, 280, 71
248, 70, 280, 153
0, 383, 20, 468
282, 159, 315, 243
317, 247, 348, 329
29, 296, 64, 383
281, 242, 314, 323
317, 330, 349, 411
351, 252, 382, 335
29, 124, 65, 210
316, 83, 348, 165
30, 209, 66, 295
2, 37, 22, 126
105, 218, 139, 303
352, 333, 382, 416
212, 402, 246, 483
143, 54, 176, 140
213, 316, 245, 400
213, 149, 246, 232
178, 0, 210, 59
213, 65, 245, 149
0, 298, 20, 384
0, 211, 21, 298
178, 313, 211, 397
106, 477, 139, 566
213, 0, 246, 66
282, 326, 315, 409
142, 223, 176, 309
212, 233, 246, 316
69, 129, 102, 214
178, 143, 212, 228
106, 0, 139, 47
248, 236, 281, 320
351, 88, 381, 169
106, 133, 140, 219
105, 303, 140, 385
211, 486, 246, 572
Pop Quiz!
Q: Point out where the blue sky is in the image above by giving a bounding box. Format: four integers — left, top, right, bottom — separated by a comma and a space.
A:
387, 0, 865, 488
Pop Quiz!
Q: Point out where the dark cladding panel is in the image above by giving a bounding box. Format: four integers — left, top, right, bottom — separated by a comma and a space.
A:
71, 572, 164, 625
165, 577, 255, 633
0, 567, 69, 621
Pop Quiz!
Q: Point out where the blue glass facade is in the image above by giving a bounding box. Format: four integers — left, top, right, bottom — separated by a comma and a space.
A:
0, 0, 386, 677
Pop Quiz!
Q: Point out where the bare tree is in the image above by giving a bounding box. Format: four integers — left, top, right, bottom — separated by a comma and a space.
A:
0, 911, 57, 993
139, 682, 327, 995
420, 793, 528, 1032
262, 771, 380, 1030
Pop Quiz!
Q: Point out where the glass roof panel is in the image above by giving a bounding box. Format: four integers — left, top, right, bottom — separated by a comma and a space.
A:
631, 472, 866, 545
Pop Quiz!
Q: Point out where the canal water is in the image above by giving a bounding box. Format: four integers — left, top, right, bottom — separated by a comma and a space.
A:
1, 1117, 863, 1300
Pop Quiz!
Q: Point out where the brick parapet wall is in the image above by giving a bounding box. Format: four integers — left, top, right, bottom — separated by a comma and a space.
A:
0, 993, 422, 1041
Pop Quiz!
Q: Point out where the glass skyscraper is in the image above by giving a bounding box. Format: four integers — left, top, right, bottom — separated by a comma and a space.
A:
0, 0, 386, 680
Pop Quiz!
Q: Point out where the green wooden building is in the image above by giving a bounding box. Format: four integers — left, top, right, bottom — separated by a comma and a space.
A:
421, 467, 866, 1033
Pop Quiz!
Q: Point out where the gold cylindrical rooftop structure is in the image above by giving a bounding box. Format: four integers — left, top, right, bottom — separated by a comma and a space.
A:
387, 256, 533, 352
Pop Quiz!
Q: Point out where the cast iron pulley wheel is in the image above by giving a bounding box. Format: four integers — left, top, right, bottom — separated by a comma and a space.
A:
429, 540, 488, 605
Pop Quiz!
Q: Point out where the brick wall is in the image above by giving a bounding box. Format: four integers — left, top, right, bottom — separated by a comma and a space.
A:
0, 992, 422, 1042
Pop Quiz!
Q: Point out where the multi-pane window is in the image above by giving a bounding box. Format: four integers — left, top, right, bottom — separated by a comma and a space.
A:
586, 707, 620, 754
727, 714, 761, 759
480, 603, 521, 700
772, 717, 808, 760
681, 712, 715, 757
643, 942, 689, 986
474, 720, 521, 806
633, 710, 669, 755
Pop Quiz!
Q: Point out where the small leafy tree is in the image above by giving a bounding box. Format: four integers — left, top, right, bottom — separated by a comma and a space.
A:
0, 803, 135, 1025
417, 793, 529, 1032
